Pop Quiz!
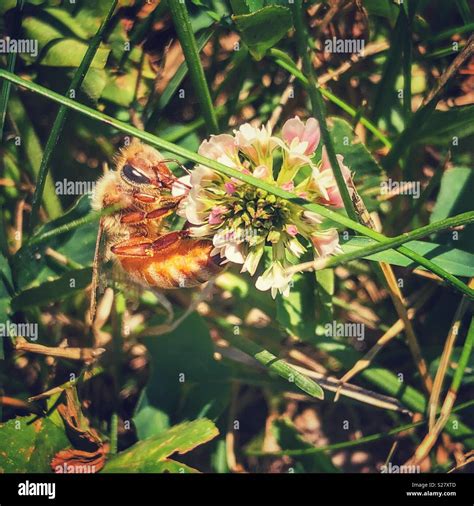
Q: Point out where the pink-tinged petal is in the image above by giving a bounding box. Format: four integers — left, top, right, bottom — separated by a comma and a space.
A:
302, 211, 323, 225
311, 229, 340, 257
198, 134, 238, 168
253, 165, 269, 179
286, 224, 298, 237
282, 116, 320, 155
282, 117, 305, 145
318, 147, 352, 208
208, 205, 227, 225
208, 214, 224, 225
320, 148, 351, 179
301, 117, 320, 154
224, 182, 237, 194
281, 181, 295, 192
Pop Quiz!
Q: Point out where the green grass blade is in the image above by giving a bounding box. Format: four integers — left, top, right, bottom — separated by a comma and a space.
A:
247, 400, 474, 456
297, 211, 474, 273
451, 316, 474, 393
167, 0, 219, 134
268, 48, 392, 148
29, 0, 118, 231
7, 94, 62, 219
0, 0, 24, 141
145, 26, 215, 129
292, 0, 358, 222
216, 318, 324, 399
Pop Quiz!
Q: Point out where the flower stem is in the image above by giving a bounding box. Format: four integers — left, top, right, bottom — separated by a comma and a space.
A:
168, 0, 219, 134
287, 211, 474, 275
268, 49, 392, 148
292, 0, 358, 223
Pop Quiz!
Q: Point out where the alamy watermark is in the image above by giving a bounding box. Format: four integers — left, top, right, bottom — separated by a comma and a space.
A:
380, 462, 420, 474
324, 321, 365, 341
212, 227, 260, 247
324, 37, 365, 56
55, 179, 96, 196
0, 320, 38, 341
380, 178, 420, 199
0, 37, 38, 58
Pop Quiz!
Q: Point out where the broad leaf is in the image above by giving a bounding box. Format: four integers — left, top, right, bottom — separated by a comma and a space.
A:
12, 196, 97, 290
134, 312, 231, 439
412, 106, 474, 145
430, 167, 474, 254
0, 416, 69, 473
233, 6, 293, 60
341, 236, 474, 277
103, 419, 218, 472
276, 272, 317, 342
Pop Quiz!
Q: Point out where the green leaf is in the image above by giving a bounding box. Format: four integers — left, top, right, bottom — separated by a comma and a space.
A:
12, 196, 97, 291
134, 312, 231, 438
430, 167, 474, 253
233, 5, 293, 60
42, 7, 91, 39
315, 269, 334, 337
0, 254, 13, 359
39, 39, 110, 68
230, 0, 264, 15
103, 419, 219, 472
7, 94, 63, 219
362, 0, 399, 24
102, 68, 141, 107
11, 267, 92, 310
341, 236, 474, 277
217, 318, 324, 399
370, 10, 405, 122
0, 0, 16, 15
0, 416, 69, 473
412, 105, 474, 145
272, 418, 339, 472
328, 117, 384, 177
276, 272, 317, 342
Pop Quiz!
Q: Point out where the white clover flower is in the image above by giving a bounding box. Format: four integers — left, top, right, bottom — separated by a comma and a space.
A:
177, 118, 349, 298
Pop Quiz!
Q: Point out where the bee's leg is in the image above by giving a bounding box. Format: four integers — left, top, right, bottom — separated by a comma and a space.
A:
131, 192, 183, 208
111, 231, 189, 257
120, 210, 146, 224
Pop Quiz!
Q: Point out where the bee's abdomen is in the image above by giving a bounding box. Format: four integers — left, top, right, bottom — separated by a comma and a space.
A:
118, 238, 221, 289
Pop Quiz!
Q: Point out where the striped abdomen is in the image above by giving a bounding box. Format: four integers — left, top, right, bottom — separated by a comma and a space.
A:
118, 238, 221, 289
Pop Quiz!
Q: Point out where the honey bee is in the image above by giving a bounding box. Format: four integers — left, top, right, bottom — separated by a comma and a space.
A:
90, 140, 221, 319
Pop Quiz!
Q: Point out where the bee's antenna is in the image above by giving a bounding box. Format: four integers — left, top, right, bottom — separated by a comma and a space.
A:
159, 159, 192, 175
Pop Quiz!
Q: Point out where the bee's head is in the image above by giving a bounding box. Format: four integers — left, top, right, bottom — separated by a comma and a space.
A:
118, 141, 176, 191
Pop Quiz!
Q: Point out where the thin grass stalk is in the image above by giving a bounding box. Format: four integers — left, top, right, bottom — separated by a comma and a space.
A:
29, 0, 118, 231
407, 316, 474, 466
0, 0, 25, 141
286, 211, 474, 276
428, 280, 474, 429
292, 0, 358, 222
167, 0, 219, 134
216, 318, 324, 399
269, 49, 392, 148
246, 399, 474, 457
